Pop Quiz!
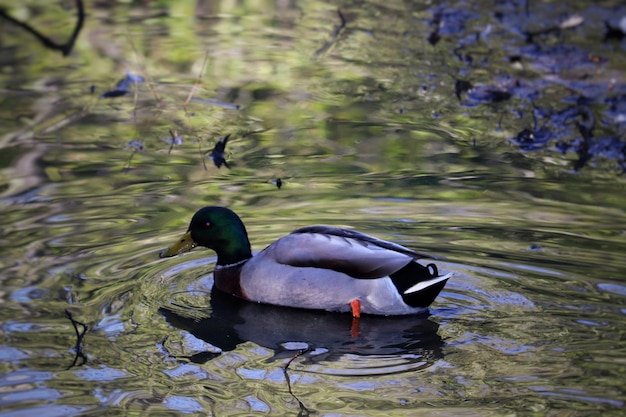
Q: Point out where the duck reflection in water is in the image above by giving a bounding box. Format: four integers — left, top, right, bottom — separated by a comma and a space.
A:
159, 288, 444, 366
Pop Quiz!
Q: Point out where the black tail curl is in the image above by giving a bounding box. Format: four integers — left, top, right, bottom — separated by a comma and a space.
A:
390, 261, 446, 308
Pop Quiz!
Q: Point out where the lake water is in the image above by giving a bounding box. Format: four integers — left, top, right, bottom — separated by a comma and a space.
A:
1, 1, 625, 416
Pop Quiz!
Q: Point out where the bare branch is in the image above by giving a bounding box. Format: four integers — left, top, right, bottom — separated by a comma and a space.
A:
0, 0, 85, 56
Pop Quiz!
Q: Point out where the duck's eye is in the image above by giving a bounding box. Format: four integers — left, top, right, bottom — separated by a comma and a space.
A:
205, 222, 211, 228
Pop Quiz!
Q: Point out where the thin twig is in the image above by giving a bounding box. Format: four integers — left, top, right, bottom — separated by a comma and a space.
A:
283, 348, 313, 416
241, 127, 271, 138
124, 149, 137, 172
0, 0, 85, 56
132, 80, 139, 127
184, 50, 210, 112
126, 36, 161, 103
198, 141, 207, 171
168, 129, 176, 154
39, 107, 90, 135
65, 309, 88, 368
313, 9, 347, 59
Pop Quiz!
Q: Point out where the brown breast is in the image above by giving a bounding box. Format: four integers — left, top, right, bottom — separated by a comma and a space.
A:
214, 263, 248, 299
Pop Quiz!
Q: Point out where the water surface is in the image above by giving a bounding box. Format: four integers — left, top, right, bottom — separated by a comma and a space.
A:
1, 1, 625, 416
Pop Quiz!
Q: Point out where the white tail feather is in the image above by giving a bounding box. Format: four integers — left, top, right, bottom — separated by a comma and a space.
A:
403, 272, 453, 295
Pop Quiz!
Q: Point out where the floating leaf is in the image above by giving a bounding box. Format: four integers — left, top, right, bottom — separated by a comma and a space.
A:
127, 140, 144, 151
190, 98, 240, 110
559, 15, 583, 30
208, 134, 231, 169
164, 129, 183, 154
101, 71, 145, 99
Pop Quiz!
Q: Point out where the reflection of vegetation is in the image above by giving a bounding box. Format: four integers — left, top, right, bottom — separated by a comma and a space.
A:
2, 1, 623, 175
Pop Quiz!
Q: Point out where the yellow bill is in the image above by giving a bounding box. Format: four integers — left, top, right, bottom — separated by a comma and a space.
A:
159, 231, 196, 258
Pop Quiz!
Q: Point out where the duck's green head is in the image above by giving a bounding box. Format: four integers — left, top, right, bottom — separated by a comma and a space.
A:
160, 206, 252, 266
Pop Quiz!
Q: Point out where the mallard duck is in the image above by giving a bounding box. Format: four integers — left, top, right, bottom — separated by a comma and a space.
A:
160, 206, 452, 317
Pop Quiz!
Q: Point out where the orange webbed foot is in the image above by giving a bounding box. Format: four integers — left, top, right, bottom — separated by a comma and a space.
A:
349, 299, 361, 337
350, 299, 361, 318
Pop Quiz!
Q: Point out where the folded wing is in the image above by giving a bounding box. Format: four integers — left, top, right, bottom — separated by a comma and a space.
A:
271, 226, 431, 279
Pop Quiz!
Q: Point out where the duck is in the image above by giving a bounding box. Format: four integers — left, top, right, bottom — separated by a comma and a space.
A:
160, 206, 452, 317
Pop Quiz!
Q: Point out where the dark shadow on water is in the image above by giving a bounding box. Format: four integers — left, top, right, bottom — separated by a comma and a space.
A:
159, 288, 444, 365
